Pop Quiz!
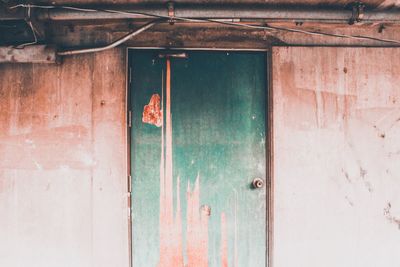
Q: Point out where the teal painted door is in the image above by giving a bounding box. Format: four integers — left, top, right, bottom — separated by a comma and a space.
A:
129, 50, 267, 267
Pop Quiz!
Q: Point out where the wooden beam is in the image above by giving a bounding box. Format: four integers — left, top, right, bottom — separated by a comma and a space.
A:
0, 45, 59, 64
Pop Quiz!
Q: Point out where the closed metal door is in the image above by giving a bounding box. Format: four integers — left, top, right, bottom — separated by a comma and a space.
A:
129, 50, 267, 267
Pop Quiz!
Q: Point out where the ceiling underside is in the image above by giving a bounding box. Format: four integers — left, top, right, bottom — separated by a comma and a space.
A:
2, 0, 400, 48
27, 0, 400, 10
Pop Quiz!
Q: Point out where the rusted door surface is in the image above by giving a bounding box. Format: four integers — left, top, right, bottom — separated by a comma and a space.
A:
129, 50, 267, 266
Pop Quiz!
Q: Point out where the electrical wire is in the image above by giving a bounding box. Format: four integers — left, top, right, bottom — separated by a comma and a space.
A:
9, 3, 400, 46
57, 19, 160, 55
15, 5, 38, 48
203, 19, 400, 44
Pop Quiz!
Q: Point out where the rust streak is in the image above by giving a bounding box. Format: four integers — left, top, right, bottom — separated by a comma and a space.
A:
221, 213, 228, 267
158, 58, 212, 267
186, 175, 209, 267
384, 202, 400, 229
158, 58, 183, 266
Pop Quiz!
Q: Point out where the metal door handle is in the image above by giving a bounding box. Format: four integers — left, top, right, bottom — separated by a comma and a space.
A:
252, 178, 264, 189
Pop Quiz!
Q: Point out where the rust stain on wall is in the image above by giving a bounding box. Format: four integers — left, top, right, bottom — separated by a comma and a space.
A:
186, 175, 209, 267
273, 47, 400, 267
278, 61, 358, 130
142, 94, 163, 127
0, 125, 92, 170
384, 202, 400, 229
0, 49, 129, 267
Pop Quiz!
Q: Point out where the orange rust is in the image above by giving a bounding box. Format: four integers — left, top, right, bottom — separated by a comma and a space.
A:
158, 58, 184, 267
158, 58, 210, 267
142, 94, 163, 127
186, 175, 209, 267
220, 213, 228, 267
273, 47, 400, 267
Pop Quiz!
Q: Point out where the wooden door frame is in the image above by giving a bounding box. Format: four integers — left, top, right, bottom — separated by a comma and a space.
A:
125, 47, 273, 267
266, 49, 274, 267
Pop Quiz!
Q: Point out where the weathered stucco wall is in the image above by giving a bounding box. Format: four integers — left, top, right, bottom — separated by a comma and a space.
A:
273, 47, 400, 267
2, 45, 400, 266
0, 49, 129, 267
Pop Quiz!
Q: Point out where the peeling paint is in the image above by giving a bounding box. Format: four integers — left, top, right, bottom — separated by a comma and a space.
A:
142, 94, 163, 127
201, 205, 211, 217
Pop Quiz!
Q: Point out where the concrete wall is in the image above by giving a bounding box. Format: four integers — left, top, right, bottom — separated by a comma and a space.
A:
0, 49, 129, 267
2, 46, 400, 267
273, 47, 400, 267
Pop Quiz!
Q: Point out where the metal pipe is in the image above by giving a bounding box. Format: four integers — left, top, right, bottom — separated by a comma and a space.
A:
32, 5, 400, 23
57, 20, 159, 56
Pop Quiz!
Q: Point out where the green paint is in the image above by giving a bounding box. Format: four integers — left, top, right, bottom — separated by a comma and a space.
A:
130, 50, 267, 266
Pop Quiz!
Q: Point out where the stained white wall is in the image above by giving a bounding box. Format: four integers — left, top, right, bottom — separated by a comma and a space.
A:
273, 47, 400, 267
0, 50, 129, 267
2, 45, 400, 267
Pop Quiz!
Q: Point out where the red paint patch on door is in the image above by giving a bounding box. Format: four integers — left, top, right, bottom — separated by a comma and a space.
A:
142, 94, 163, 127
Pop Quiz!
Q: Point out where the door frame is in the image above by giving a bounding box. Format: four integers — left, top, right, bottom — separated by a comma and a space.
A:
125, 47, 273, 267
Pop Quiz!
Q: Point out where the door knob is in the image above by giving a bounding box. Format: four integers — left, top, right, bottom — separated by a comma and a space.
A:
252, 178, 264, 189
